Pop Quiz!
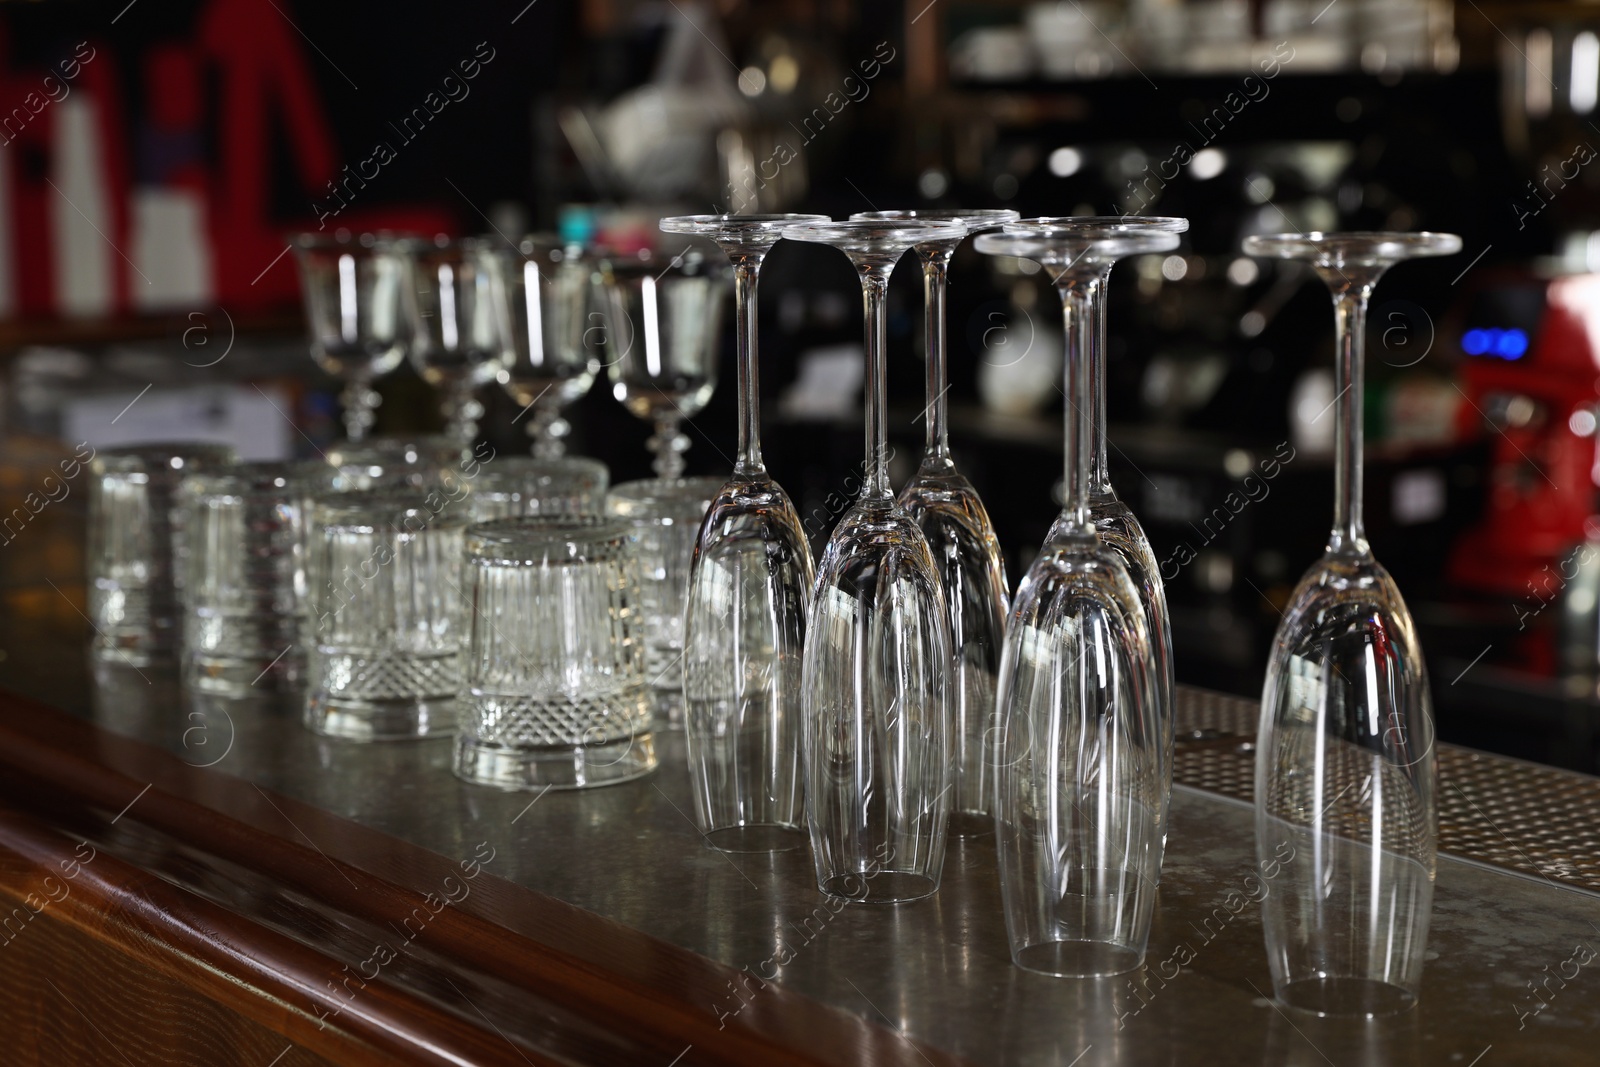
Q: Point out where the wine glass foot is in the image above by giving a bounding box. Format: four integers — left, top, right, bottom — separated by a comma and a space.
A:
1273, 977, 1418, 1018
820, 871, 940, 905
703, 824, 807, 854
945, 811, 994, 837
1012, 940, 1144, 979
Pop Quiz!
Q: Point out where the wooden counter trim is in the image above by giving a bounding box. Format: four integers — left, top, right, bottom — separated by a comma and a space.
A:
0, 688, 974, 1067
0, 807, 556, 1067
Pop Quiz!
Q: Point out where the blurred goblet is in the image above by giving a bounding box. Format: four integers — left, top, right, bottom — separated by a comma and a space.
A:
292, 232, 411, 442
405, 236, 511, 448
497, 236, 600, 460
600, 247, 726, 479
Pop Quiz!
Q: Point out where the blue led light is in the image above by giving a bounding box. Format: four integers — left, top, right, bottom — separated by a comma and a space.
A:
1496, 328, 1529, 358
1461, 327, 1529, 360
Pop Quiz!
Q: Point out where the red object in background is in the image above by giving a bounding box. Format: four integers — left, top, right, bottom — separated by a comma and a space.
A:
0, 0, 456, 318
1447, 272, 1600, 602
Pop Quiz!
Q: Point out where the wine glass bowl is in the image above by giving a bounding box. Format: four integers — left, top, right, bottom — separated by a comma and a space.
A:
600, 246, 727, 479
404, 236, 511, 446
781, 218, 964, 903
292, 231, 412, 441
1243, 229, 1459, 1016
497, 236, 601, 459
660, 213, 827, 854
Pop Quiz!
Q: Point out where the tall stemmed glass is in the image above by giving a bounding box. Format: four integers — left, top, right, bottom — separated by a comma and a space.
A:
497, 236, 601, 460
1243, 231, 1459, 1016
782, 218, 964, 903
851, 207, 1018, 836
660, 214, 827, 853
1007, 215, 1188, 872
601, 248, 726, 479
405, 236, 511, 448
293, 232, 410, 441
974, 228, 1170, 976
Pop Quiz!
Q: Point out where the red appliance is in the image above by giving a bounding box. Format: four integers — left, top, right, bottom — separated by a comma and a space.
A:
1447, 271, 1600, 600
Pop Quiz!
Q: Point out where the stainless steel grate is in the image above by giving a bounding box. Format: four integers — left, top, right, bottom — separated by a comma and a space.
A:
1173, 685, 1600, 894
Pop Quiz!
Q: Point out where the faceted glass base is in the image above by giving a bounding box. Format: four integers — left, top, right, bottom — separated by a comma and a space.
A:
454, 733, 658, 790
305, 693, 458, 741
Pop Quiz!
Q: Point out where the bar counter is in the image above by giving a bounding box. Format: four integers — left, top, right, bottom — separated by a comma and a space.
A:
0, 645, 1596, 1066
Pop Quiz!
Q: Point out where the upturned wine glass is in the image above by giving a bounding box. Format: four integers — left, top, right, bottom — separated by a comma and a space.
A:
1243, 230, 1459, 1016
404, 236, 511, 448
600, 247, 726, 479
852, 207, 1018, 836
660, 213, 827, 853
1006, 215, 1188, 873
974, 228, 1170, 976
781, 218, 964, 903
292, 232, 411, 441
497, 236, 601, 460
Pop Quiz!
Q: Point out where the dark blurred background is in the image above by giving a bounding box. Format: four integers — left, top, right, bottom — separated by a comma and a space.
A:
5, 0, 1600, 771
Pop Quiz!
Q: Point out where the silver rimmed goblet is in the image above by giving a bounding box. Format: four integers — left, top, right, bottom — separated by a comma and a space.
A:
659, 212, 827, 853
852, 207, 1019, 835
781, 218, 965, 903
1243, 230, 1459, 1016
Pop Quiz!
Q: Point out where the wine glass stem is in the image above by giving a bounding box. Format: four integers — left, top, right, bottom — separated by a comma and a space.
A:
1057, 276, 1100, 534
1090, 264, 1114, 500
444, 378, 477, 447
922, 257, 952, 466
528, 403, 567, 460
341, 378, 376, 442
732, 256, 767, 477
861, 268, 894, 502
1329, 282, 1374, 558
651, 415, 687, 480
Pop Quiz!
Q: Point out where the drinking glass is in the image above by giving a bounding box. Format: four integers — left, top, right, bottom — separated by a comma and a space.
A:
404, 236, 511, 447
973, 228, 1169, 976
454, 517, 656, 789
781, 218, 964, 903
852, 207, 1018, 835
659, 213, 826, 852
606, 476, 722, 727
497, 236, 600, 459
600, 247, 726, 479
467, 456, 609, 521
1007, 215, 1188, 874
180, 461, 337, 694
293, 232, 411, 442
305, 489, 470, 740
88, 443, 237, 666
1243, 231, 1458, 1016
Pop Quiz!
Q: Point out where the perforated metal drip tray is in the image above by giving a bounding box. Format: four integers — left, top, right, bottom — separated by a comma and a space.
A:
1173, 686, 1600, 894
